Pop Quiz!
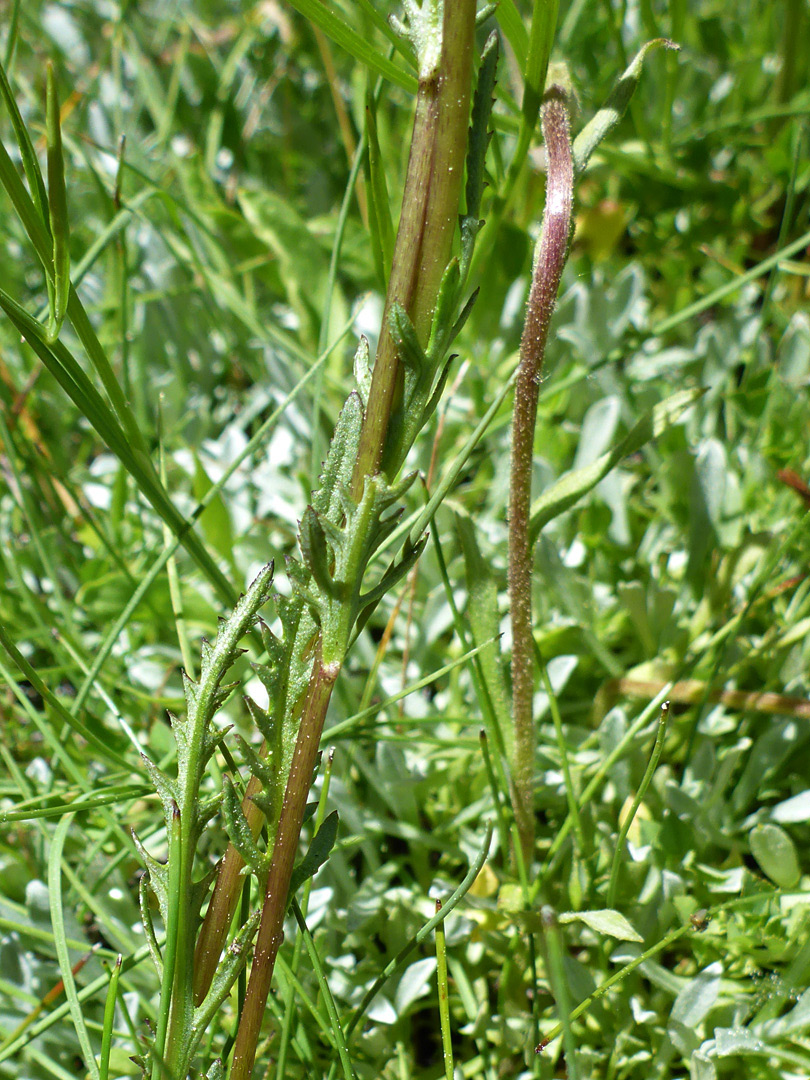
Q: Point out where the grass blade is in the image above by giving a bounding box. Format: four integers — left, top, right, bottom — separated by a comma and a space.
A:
290, 901, 355, 1080
346, 822, 493, 1039
496, 0, 529, 67
435, 900, 454, 1080
606, 701, 670, 907
45, 63, 70, 341
0, 54, 48, 219
285, 0, 416, 93
0, 284, 238, 606
47, 813, 101, 1080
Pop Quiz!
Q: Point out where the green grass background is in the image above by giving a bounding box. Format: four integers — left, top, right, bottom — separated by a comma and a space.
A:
1, 1, 809, 1078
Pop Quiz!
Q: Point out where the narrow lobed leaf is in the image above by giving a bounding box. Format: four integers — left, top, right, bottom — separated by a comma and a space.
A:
572, 39, 680, 175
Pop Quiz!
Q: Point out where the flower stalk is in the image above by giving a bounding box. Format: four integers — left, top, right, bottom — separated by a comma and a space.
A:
508, 89, 573, 864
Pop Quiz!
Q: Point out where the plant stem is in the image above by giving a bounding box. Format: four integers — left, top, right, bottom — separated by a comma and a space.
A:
507, 90, 573, 865
467, 0, 560, 285
351, 0, 476, 491
150, 804, 182, 1080
193, 772, 264, 1005
196, 4, 476, 1007
229, 656, 339, 1080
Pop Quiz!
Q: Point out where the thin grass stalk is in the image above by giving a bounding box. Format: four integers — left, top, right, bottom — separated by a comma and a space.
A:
606, 701, 670, 907
535, 888, 790, 1053
538, 907, 579, 1079
98, 956, 123, 1080
503, 0, 560, 199
536, 645, 584, 852
508, 90, 573, 864
289, 899, 354, 1080
344, 823, 493, 1044
47, 813, 100, 1080
435, 899, 454, 1080
532, 684, 674, 902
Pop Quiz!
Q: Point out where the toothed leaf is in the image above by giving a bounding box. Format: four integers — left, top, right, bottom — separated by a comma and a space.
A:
422, 356, 454, 425
200, 638, 214, 669
197, 792, 224, 831
358, 533, 427, 614
299, 506, 337, 597
450, 287, 479, 343
389, 302, 427, 375
139, 752, 178, 818
465, 31, 499, 222
244, 692, 278, 747
312, 391, 363, 522
132, 832, 169, 924
247, 787, 278, 825
318, 514, 345, 548
258, 619, 285, 671
192, 909, 261, 1042
222, 776, 265, 872
181, 669, 199, 712
205, 1061, 224, 1080
380, 470, 419, 508
295, 583, 325, 623
426, 258, 461, 361
235, 733, 275, 787
201, 724, 231, 767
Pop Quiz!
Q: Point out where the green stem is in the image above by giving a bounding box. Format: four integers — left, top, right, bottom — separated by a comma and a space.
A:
506, 0, 561, 196
98, 955, 123, 1080
467, 0, 560, 284
161, 811, 200, 1076
507, 90, 573, 865
351, 0, 476, 491
151, 804, 183, 1080
537, 647, 585, 854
